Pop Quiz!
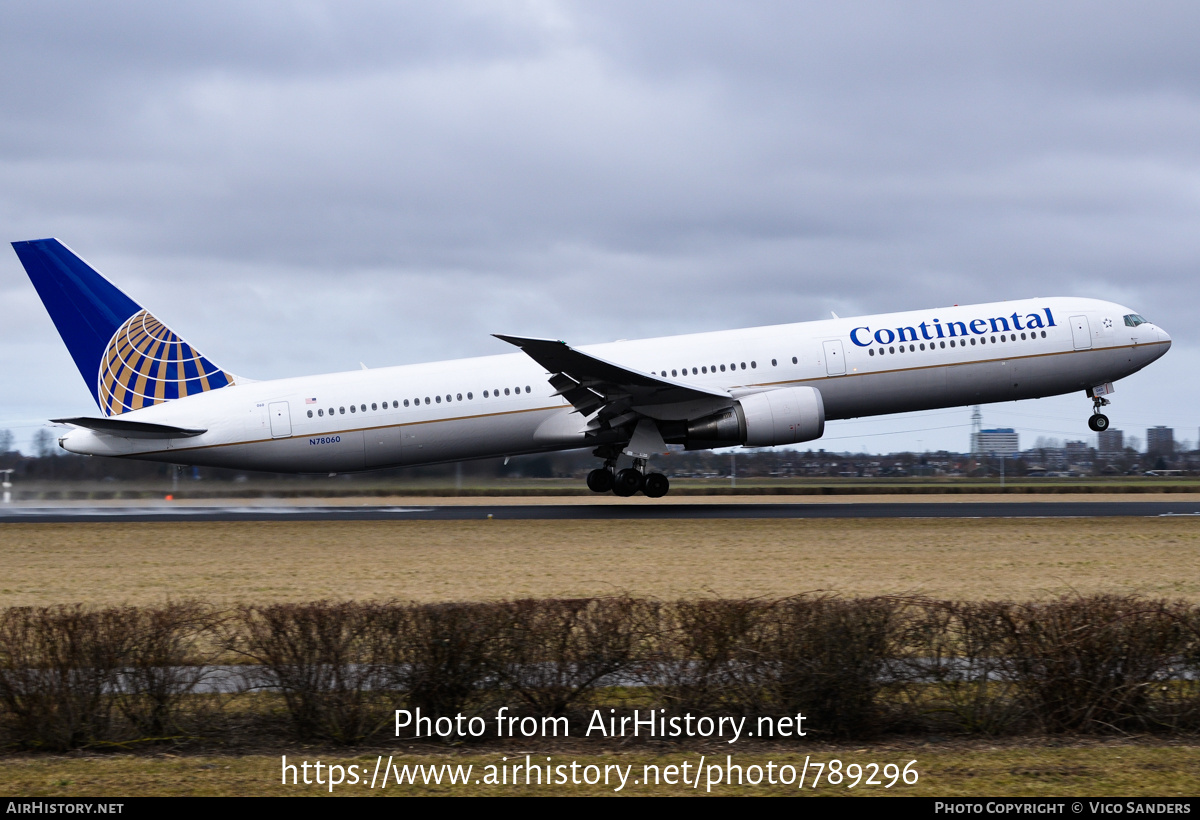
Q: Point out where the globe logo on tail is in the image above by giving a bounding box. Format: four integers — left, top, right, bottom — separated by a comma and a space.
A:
98, 309, 234, 416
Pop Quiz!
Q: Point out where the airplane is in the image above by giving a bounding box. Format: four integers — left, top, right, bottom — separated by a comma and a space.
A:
12, 237, 1172, 497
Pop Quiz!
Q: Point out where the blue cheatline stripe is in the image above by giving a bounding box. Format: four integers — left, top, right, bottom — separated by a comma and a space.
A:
12, 238, 141, 407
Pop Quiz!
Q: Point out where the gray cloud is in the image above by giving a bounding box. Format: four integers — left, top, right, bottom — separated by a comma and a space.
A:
2, 1, 1196, 453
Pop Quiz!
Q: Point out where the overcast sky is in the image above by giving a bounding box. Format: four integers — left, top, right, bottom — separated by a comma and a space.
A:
2, 1, 1197, 457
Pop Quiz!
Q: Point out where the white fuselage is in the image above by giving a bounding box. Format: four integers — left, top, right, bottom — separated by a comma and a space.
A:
59, 297, 1171, 472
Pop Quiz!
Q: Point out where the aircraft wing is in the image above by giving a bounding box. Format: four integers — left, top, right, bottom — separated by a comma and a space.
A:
494, 334, 733, 425
51, 417, 207, 439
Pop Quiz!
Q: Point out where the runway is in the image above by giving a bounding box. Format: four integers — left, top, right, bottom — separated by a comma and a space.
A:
2, 500, 1198, 522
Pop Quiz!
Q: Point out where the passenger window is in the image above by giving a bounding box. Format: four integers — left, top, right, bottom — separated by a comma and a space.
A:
771, 359, 777, 366
970, 338, 976, 345
869, 349, 875, 356
919, 343, 925, 350
939, 342, 945, 349
692, 367, 698, 375
339, 407, 345, 414
702, 366, 708, 373
404, 399, 409, 407
445, 395, 451, 402
525, 386, 531, 393
1021, 332, 1027, 340
720, 364, 726, 372
950, 340, 955, 347
467, 392, 473, 400
307, 410, 313, 418
436, 396, 441, 403
484, 390, 489, 398
371, 403, 377, 411
750, 361, 756, 369
504, 388, 510, 396
792, 356, 798, 364
1041, 331, 1046, 338
350, 405, 356, 413
672, 370, 677, 376
360, 404, 366, 412
889, 346, 895, 354
318, 409, 324, 417
425, 397, 430, 405
457, 393, 462, 401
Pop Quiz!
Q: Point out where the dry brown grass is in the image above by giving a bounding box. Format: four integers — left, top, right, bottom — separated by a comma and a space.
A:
2, 742, 1199, 796
1, 517, 1198, 605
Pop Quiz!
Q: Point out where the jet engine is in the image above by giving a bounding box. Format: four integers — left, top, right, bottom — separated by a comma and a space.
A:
672, 386, 825, 449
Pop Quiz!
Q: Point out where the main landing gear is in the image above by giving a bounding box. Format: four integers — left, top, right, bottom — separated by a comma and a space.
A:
586, 448, 671, 498
1087, 394, 1111, 433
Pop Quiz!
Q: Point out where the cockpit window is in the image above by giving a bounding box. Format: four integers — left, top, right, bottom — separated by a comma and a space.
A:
1123, 314, 1149, 327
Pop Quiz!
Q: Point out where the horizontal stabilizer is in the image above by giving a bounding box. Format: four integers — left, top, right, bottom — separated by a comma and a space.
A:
51, 416, 207, 439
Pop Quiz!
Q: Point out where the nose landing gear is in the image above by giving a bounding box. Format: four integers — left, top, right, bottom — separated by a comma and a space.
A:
1088, 393, 1111, 432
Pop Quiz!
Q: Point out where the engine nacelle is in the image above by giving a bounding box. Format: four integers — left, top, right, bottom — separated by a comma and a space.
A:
679, 386, 825, 449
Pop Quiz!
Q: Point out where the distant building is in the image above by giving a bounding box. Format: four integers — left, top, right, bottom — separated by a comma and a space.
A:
973, 428, 1019, 456
1064, 440, 1092, 466
1147, 426, 1174, 456
1037, 447, 1066, 469
1097, 429, 1124, 458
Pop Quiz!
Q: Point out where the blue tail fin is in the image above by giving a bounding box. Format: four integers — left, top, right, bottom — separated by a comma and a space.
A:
12, 238, 237, 416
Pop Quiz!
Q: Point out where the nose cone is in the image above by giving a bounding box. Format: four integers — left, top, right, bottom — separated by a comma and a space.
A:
1157, 325, 1172, 347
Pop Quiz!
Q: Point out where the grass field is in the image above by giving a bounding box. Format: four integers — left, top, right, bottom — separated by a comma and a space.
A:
2, 742, 1198, 797
2, 514, 1199, 798
1, 517, 1198, 605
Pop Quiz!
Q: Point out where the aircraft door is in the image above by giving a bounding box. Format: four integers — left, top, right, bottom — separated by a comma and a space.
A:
268, 401, 292, 438
1070, 315, 1092, 350
822, 340, 846, 376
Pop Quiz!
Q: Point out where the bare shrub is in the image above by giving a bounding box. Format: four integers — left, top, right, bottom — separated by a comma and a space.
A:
902, 600, 1026, 734
767, 596, 902, 737
222, 601, 393, 743
998, 595, 1191, 733
641, 598, 777, 716
0, 606, 129, 750
385, 602, 500, 723
1171, 605, 1200, 730
113, 601, 217, 739
490, 597, 650, 717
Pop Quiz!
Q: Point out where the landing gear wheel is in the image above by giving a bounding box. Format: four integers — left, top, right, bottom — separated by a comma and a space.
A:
1088, 413, 1110, 432
586, 468, 613, 493
643, 472, 670, 498
612, 468, 644, 497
